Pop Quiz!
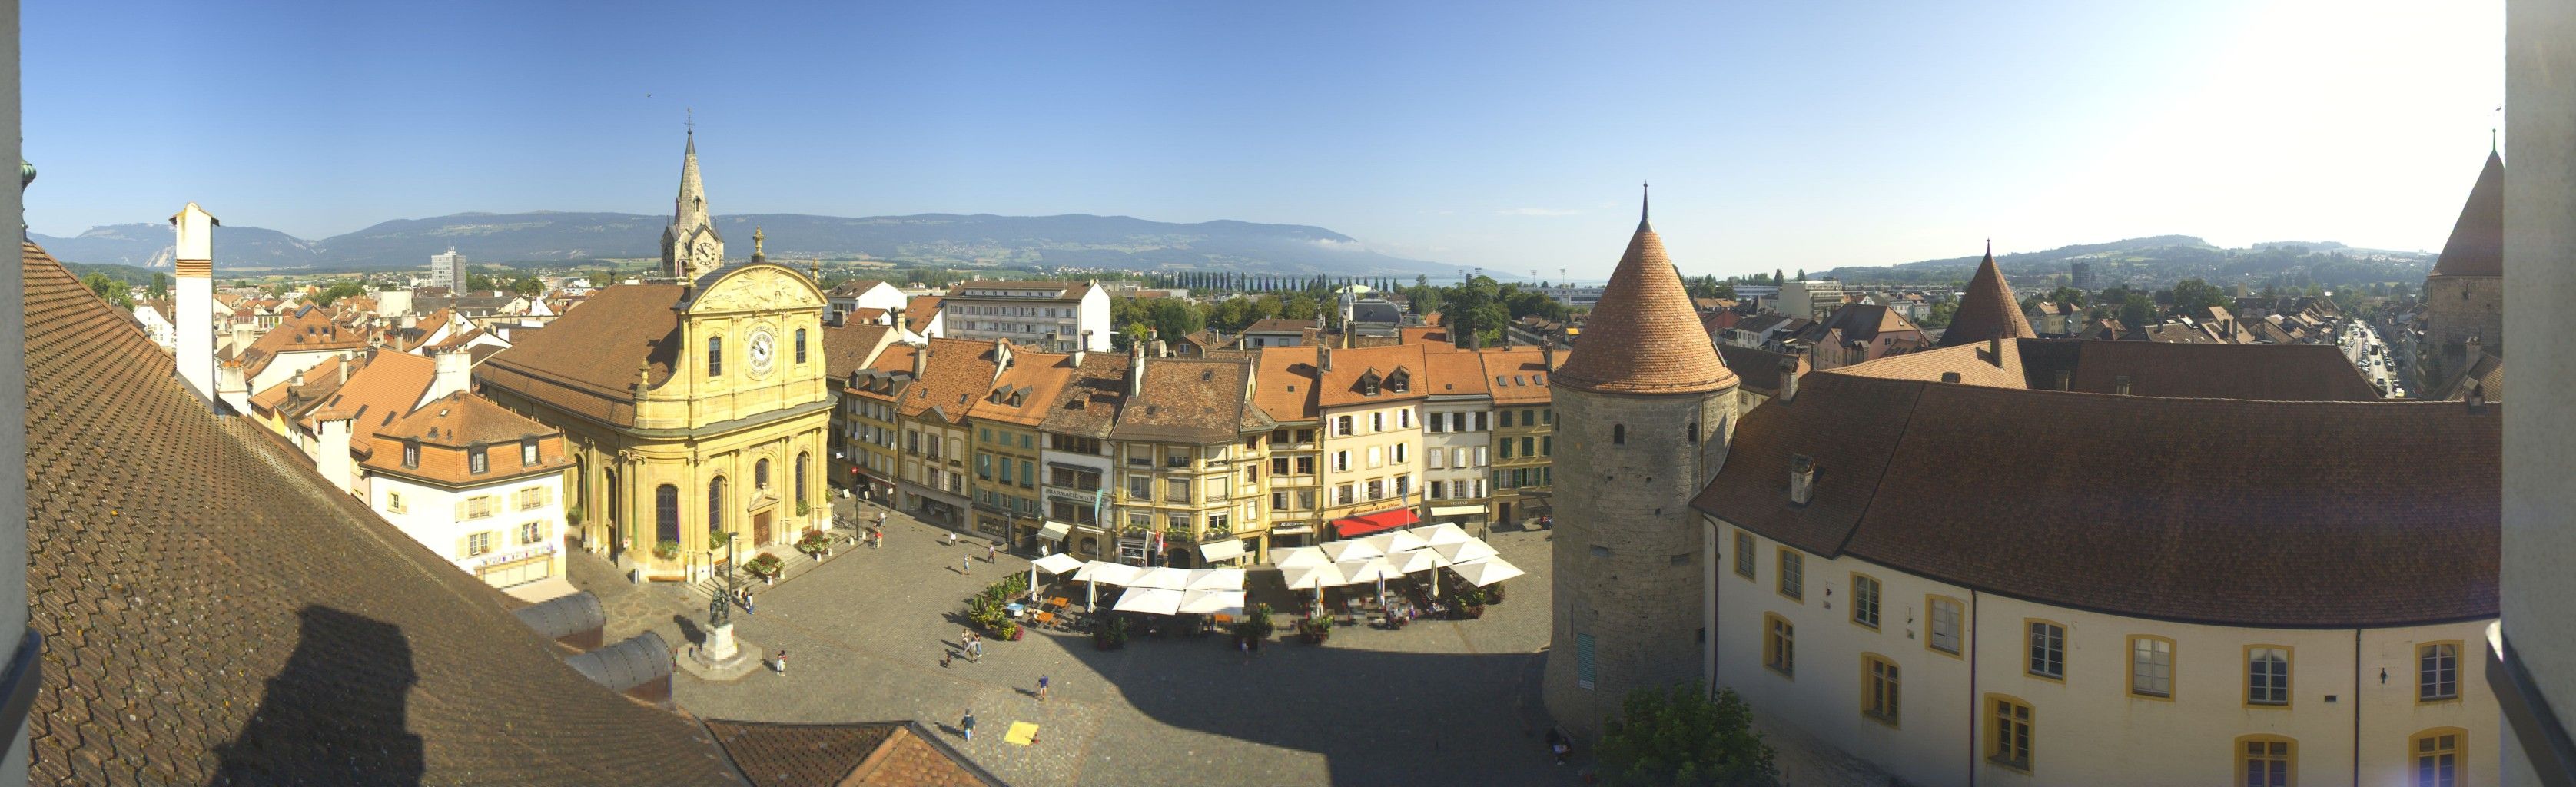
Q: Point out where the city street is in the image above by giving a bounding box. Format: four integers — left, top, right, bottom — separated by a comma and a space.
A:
2342, 320, 2404, 397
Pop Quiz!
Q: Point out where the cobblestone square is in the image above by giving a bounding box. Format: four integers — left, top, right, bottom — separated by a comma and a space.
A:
571, 498, 1578, 787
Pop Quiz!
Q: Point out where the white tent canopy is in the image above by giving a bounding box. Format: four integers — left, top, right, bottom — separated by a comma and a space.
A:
1451, 557, 1526, 586
1320, 540, 1385, 563
1074, 561, 1142, 585
1197, 538, 1247, 563
1185, 567, 1246, 591
1432, 540, 1499, 564
1111, 587, 1186, 615
1412, 522, 1474, 547
1337, 559, 1403, 585
1384, 548, 1449, 575
1283, 563, 1350, 590
1359, 530, 1429, 556
1031, 553, 1085, 576
1130, 566, 1194, 591
1272, 546, 1333, 569
1177, 589, 1247, 616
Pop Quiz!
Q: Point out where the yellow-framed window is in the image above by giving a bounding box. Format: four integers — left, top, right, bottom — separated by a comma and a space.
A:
1861, 653, 1900, 727
1987, 694, 2032, 772
1764, 613, 1795, 678
2246, 645, 2291, 707
2025, 620, 2065, 680
2409, 727, 2464, 787
1850, 573, 1882, 630
2126, 635, 2176, 699
2236, 735, 2294, 787
2417, 642, 2461, 702
1776, 548, 1803, 601
1927, 595, 1964, 656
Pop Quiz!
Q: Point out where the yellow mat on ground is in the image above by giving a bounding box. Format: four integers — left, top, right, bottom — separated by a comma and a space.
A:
1004, 722, 1040, 745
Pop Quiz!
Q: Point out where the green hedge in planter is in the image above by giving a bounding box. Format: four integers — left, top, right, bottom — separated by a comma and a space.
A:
745, 553, 785, 579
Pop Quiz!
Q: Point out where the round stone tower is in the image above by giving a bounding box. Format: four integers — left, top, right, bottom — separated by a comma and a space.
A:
1542, 190, 1738, 738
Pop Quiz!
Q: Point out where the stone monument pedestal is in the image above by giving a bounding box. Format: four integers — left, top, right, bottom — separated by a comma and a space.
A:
678, 621, 760, 682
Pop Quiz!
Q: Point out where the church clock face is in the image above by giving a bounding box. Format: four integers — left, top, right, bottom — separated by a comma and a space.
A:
747, 327, 778, 377
693, 239, 719, 267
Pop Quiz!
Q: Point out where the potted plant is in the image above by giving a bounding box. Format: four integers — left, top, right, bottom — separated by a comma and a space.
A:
1093, 616, 1130, 650
566, 506, 584, 526
653, 539, 682, 562
745, 553, 785, 582
1001, 620, 1024, 641
1297, 616, 1333, 644
1452, 586, 1488, 619
1486, 581, 1506, 604
795, 500, 812, 518
796, 530, 832, 559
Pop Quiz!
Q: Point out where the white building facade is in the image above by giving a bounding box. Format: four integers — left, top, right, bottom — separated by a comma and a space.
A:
938, 281, 1110, 352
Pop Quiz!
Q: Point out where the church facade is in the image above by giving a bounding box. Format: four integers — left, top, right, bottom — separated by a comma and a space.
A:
478, 131, 832, 581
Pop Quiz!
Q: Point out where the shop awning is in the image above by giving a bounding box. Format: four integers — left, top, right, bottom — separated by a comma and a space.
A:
1038, 521, 1074, 542
1331, 507, 1420, 539
1197, 539, 1247, 563
1430, 504, 1488, 518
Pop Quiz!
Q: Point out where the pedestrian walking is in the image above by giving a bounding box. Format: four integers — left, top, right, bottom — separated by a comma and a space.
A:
1037, 675, 1049, 702
743, 589, 755, 616
987, 543, 998, 563
947, 531, 959, 547
775, 649, 788, 676
962, 554, 971, 575
961, 709, 977, 742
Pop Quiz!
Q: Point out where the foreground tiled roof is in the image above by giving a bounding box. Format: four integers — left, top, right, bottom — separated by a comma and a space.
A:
1934, 247, 2035, 347
1251, 346, 1321, 423
1112, 357, 1263, 442
476, 284, 685, 427
705, 719, 1004, 787
20, 241, 745, 785
2431, 151, 2504, 277
1830, 338, 2381, 401
1693, 370, 2498, 627
1037, 350, 1132, 438
1552, 217, 1736, 395
1715, 344, 1800, 397
818, 320, 894, 380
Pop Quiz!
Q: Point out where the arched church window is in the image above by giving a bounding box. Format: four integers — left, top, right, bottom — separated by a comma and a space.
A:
707, 336, 724, 376
656, 484, 680, 544
708, 477, 728, 533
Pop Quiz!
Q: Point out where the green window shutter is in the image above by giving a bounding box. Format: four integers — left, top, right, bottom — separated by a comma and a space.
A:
1576, 633, 1598, 690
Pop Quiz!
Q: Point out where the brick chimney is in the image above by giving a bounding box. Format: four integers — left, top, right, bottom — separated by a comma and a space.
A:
171, 202, 219, 404
1127, 340, 1147, 398
891, 307, 909, 337
1542, 336, 1556, 370
912, 340, 930, 380
1788, 454, 1815, 505
1777, 357, 1799, 403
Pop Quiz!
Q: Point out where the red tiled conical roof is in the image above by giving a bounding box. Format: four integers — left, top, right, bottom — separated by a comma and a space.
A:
2432, 151, 2504, 277
1554, 198, 1736, 395
1935, 244, 2035, 347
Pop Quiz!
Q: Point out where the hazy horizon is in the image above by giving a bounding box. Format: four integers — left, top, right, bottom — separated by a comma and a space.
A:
27, 1, 2503, 277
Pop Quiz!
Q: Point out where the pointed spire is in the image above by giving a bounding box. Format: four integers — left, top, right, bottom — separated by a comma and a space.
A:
1934, 240, 2036, 348
1554, 188, 1737, 396
1638, 182, 1651, 231
2432, 149, 2505, 277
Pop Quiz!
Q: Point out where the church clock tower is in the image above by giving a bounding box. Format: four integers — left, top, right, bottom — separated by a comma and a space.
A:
661, 126, 725, 281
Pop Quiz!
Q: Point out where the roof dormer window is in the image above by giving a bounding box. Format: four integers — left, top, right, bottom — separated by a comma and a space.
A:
1359, 372, 1381, 396
1387, 369, 1410, 393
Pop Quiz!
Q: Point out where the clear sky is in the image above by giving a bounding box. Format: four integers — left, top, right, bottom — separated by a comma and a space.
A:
26, 1, 2503, 280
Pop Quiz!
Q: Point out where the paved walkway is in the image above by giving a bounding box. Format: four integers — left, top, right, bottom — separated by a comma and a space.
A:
565, 497, 1880, 786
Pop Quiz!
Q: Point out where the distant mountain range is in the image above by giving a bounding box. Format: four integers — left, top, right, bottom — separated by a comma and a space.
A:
1817, 235, 2435, 287
30, 211, 1453, 279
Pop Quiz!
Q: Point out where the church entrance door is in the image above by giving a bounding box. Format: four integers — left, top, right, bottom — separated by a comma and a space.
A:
754, 512, 772, 546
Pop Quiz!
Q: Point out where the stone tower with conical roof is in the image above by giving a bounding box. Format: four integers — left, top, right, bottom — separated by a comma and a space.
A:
1935, 241, 2035, 347
661, 127, 725, 281
2421, 149, 2505, 386
1544, 188, 1740, 738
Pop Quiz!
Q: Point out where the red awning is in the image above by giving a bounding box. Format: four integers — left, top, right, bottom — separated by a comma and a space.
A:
1331, 507, 1421, 539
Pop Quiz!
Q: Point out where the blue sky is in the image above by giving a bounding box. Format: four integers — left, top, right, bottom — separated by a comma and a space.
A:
27, 1, 2503, 279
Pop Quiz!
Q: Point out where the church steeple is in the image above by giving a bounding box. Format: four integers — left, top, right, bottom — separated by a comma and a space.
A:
661, 120, 725, 281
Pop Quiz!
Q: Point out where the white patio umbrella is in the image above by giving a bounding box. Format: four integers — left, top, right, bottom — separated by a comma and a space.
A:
1383, 549, 1451, 598
1185, 567, 1246, 591
1339, 558, 1403, 606
1130, 566, 1193, 591
1030, 553, 1084, 603
1450, 556, 1526, 586
1283, 563, 1350, 607
1412, 522, 1473, 547
1271, 546, 1332, 569
1361, 530, 1430, 555
1320, 540, 1385, 563
1074, 561, 1142, 609
1178, 589, 1247, 616
1432, 539, 1499, 564
1111, 586, 1186, 616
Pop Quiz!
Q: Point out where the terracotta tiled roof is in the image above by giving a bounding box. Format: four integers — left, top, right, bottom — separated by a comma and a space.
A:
1715, 344, 1801, 398
301, 349, 437, 450
965, 347, 1079, 427
1398, 325, 1452, 348
818, 320, 895, 380
900, 338, 1004, 424
1112, 357, 1265, 442
1316, 344, 1429, 408
2431, 151, 2505, 277
828, 279, 893, 297
231, 307, 371, 379
1693, 370, 2499, 627
1552, 218, 1735, 394
1243, 318, 1314, 334
1934, 247, 2036, 348
364, 392, 573, 485
18, 241, 745, 785
1252, 346, 1321, 423
1831, 338, 2380, 401
946, 281, 1092, 300
905, 295, 944, 321
1826, 340, 2026, 388
1038, 350, 1133, 438
1421, 349, 1492, 397
2441, 351, 2505, 402
1478, 346, 1552, 405
476, 284, 685, 427
705, 719, 1004, 787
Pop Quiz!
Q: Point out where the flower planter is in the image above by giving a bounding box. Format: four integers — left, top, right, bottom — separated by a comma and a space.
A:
1456, 604, 1485, 620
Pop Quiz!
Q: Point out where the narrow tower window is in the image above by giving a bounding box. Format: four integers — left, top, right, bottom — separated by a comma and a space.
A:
1612, 424, 1625, 444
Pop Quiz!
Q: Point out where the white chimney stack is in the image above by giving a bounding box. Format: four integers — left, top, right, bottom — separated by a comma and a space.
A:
171, 202, 219, 405
315, 413, 356, 495
419, 347, 472, 410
